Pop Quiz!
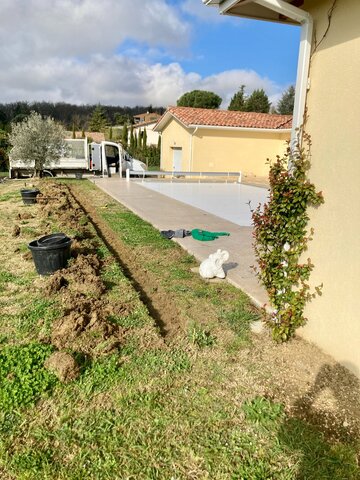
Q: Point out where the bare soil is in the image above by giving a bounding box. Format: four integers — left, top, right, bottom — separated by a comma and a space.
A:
44, 351, 80, 383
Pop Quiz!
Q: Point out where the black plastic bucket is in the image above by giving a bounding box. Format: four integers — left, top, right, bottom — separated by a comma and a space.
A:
20, 189, 40, 205
28, 233, 72, 275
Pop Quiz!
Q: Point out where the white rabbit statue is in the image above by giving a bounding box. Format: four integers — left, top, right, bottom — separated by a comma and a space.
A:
199, 249, 229, 279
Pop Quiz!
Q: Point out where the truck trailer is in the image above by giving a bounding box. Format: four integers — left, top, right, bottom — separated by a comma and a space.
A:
9, 138, 147, 178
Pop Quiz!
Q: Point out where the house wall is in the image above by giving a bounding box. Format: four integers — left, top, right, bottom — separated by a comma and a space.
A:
300, 0, 360, 377
134, 123, 160, 146
160, 118, 192, 171
192, 129, 289, 176
160, 117, 290, 175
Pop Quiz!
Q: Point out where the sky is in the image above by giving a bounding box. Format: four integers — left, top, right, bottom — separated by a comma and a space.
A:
0, 0, 300, 109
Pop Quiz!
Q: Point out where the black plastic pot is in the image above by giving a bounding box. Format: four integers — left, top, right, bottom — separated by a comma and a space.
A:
20, 189, 40, 205
28, 233, 72, 275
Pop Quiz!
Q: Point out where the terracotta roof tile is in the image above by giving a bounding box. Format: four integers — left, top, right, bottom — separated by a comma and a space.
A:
133, 120, 158, 128
165, 106, 292, 130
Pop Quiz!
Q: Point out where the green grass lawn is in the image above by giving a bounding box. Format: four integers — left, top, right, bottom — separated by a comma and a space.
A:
0, 179, 358, 480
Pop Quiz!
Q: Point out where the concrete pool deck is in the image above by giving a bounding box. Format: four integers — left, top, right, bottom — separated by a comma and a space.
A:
91, 177, 269, 309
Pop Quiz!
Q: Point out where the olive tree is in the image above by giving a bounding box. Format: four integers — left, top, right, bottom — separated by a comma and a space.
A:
9, 112, 68, 177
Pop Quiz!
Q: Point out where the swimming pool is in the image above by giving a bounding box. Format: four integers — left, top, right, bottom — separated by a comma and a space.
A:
137, 181, 268, 227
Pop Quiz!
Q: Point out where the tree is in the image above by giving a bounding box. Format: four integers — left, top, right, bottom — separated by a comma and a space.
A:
228, 85, 246, 111
177, 90, 222, 109
121, 124, 128, 148
9, 112, 68, 177
245, 89, 271, 113
130, 126, 135, 150
89, 105, 108, 132
277, 85, 295, 115
142, 129, 147, 149
114, 112, 129, 125
0, 109, 8, 129
0, 129, 9, 171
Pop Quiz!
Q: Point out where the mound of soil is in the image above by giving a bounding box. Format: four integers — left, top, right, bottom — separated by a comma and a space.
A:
37, 183, 137, 358
46, 254, 105, 297
51, 296, 124, 357
45, 351, 80, 383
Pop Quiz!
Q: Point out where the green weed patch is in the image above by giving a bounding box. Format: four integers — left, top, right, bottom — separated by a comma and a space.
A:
0, 343, 58, 411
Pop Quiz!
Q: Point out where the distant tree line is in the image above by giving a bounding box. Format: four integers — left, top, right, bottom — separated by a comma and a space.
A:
0, 101, 165, 131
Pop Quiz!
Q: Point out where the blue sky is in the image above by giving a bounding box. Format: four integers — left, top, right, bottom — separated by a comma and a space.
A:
182, 20, 300, 84
0, 0, 300, 108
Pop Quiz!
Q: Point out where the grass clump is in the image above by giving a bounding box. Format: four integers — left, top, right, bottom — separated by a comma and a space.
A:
243, 396, 285, 425
0, 190, 19, 202
189, 322, 216, 348
18, 298, 60, 336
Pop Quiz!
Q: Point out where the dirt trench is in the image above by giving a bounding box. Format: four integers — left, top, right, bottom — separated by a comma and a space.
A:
66, 184, 187, 340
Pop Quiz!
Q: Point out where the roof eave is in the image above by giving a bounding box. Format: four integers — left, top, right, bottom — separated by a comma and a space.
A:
202, 0, 303, 25
189, 124, 292, 133
154, 111, 190, 132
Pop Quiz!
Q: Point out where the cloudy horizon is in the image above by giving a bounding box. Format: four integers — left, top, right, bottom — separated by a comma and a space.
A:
0, 0, 300, 109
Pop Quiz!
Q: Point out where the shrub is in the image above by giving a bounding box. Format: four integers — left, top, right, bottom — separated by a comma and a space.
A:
252, 134, 324, 341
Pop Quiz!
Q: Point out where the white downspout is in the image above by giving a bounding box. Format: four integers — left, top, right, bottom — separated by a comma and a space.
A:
253, 0, 313, 149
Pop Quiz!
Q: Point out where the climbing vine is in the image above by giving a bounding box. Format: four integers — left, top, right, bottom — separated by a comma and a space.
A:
252, 134, 324, 341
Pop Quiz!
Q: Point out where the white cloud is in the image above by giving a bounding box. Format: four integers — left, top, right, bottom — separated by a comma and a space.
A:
0, 51, 285, 108
0, 0, 285, 108
0, 0, 190, 65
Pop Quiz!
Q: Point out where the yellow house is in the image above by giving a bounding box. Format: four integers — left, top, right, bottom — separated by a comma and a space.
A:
154, 106, 291, 178
204, 0, 360, 377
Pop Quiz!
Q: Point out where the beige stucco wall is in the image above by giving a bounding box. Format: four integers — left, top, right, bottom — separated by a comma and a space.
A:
192, 128, 289, 176
160, 117, 192, 171
134, 123, 160, 146
160, 117, 290, 176
299, 0, 360, 377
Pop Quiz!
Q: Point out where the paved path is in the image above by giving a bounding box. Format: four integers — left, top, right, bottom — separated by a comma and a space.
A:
91, 177, 269, 309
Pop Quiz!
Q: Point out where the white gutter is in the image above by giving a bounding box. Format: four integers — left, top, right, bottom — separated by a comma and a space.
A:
253, 0, 313, 148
